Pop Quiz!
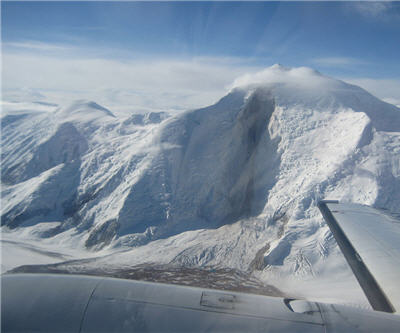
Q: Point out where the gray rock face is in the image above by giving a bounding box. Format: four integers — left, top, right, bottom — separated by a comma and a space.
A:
116, 88, 281, 237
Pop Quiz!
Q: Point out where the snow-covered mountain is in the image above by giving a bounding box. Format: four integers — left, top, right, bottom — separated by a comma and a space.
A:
2, 65, 400, 305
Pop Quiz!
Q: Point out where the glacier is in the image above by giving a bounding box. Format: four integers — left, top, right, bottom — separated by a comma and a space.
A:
2, 65, 400, 306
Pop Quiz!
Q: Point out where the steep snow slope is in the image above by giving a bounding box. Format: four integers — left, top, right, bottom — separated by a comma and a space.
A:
2, 65, 400, 305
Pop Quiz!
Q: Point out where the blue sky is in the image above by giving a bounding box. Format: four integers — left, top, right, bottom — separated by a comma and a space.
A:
2, 1, 400, 109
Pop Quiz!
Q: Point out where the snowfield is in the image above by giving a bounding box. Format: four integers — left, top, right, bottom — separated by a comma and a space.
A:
2, 65, 400, 307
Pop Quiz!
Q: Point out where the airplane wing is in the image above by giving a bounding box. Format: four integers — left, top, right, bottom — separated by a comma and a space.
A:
3, 273, 400, 332
1, 273, 326, 332
318, 200, 400, 313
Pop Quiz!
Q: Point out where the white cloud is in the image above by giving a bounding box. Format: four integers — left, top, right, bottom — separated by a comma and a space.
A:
231, 64, 338, 90
2, 49, 261, 113
4, 41, 71, 52
342, 77, 400, 107
311, 57, 366, 67
350, 2, 397, 19
3, 44, 400, 114
382, 98, 400, 108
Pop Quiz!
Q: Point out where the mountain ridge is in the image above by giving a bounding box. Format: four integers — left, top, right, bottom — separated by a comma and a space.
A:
2, 66, 400, 304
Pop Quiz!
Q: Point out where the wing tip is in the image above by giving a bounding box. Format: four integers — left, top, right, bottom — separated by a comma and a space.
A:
318, 199, 396, 313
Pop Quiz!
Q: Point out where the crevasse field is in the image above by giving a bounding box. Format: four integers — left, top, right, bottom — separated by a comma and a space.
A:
2, 65, 400, 308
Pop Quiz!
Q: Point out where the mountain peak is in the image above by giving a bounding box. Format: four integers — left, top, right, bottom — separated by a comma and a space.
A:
57, 100, 115, 121
69, 100, 115, 117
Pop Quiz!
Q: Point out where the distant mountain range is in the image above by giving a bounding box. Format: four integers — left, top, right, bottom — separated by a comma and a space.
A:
2, 65, 400, 303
